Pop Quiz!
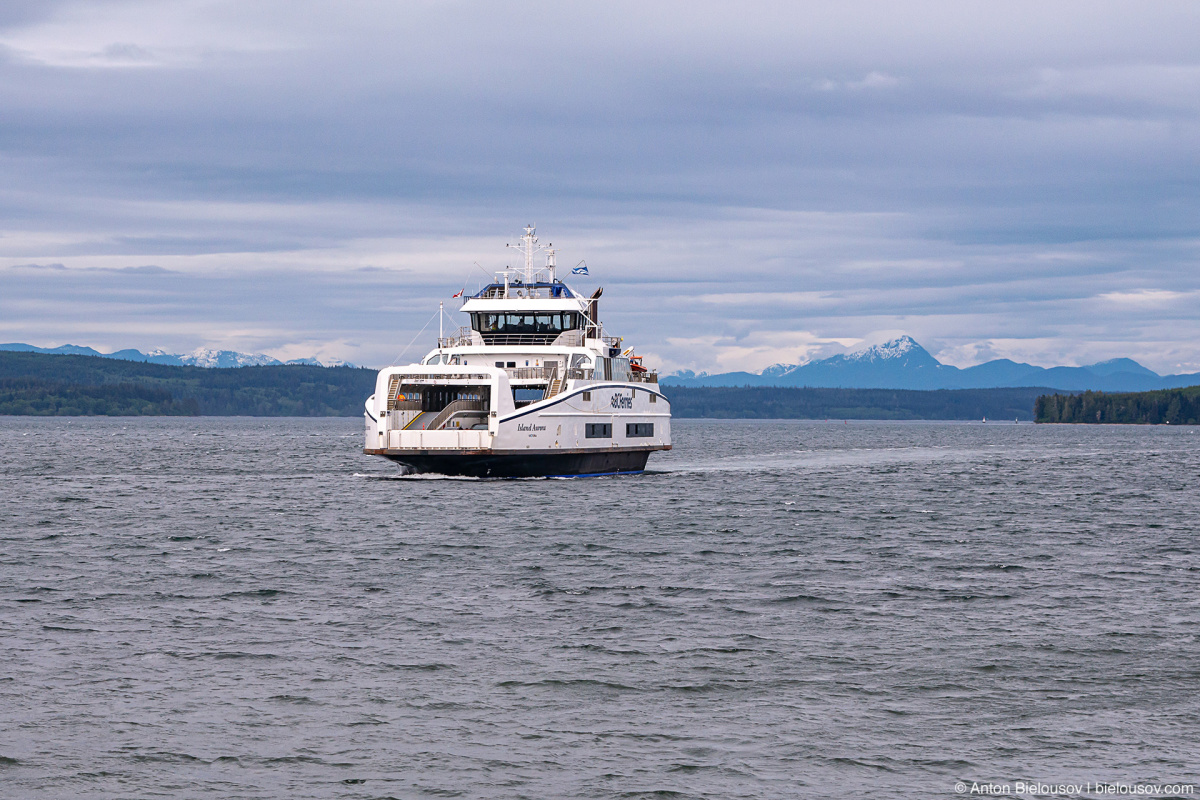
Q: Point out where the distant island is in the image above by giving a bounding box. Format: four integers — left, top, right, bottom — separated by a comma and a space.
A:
1036, 387, 1200, 425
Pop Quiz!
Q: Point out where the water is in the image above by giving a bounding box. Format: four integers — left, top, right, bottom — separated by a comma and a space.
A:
1, 418, 1198, 799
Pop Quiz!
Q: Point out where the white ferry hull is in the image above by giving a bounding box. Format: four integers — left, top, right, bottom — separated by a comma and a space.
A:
365, 371, 671, 478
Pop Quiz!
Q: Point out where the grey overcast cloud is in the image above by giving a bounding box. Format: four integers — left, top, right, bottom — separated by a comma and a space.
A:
1, 1, 1198, 373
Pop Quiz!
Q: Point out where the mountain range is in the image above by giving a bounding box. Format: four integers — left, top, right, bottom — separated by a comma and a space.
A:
0, 343, 353, 369
663, 336, 1200, 392
9, 336, 1199, 391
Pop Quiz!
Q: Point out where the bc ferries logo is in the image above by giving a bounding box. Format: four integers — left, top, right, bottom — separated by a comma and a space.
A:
610, 393, 633, 410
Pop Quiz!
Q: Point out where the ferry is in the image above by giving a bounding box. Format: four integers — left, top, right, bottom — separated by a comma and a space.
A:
363, 226, 671, 477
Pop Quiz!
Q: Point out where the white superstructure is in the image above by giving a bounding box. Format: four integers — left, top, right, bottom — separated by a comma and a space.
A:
363, 227, 671, 477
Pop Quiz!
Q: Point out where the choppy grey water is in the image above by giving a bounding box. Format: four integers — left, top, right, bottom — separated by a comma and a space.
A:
1, 417, 1198, 799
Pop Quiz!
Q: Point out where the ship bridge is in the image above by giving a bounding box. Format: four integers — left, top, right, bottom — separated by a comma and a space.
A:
459, 298, 586, 346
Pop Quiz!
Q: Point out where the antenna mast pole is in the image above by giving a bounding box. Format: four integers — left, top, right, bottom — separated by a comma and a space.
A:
522, 224, 536, 284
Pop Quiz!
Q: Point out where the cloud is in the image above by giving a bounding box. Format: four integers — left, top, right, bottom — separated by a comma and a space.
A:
109, 264, 174, 274
1097, 289, 1190, 305
97, 42, 156, 66
1, 1, 1199, 372
815, 71, 903, 92
654, 330, 861, 374
0, 0, 297, 69
6, 261, 175, 274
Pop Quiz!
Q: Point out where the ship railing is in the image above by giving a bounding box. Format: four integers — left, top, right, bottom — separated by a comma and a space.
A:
479, 333, 563, 346
603, 336, 622, 349
630, 371, 659, 384
437, 326, 477, 348
438, 329, 588, 349
510, 365, 560, 381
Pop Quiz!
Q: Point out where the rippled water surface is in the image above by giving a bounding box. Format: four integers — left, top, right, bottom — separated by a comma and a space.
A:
2, 417, 1198, 799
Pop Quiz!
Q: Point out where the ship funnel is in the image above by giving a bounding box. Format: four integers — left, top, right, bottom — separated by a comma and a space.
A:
587, 287, 603, 339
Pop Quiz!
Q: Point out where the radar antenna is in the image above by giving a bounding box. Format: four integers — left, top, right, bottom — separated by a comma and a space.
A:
504, 224, 556, 285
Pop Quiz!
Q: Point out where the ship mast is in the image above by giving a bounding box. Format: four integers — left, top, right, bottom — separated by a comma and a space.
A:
503, 224, 557, 290
520, 224, 536, 284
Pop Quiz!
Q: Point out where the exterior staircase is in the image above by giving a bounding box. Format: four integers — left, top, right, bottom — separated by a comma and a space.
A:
426, 399, 487, 431
543, 374, 565, 401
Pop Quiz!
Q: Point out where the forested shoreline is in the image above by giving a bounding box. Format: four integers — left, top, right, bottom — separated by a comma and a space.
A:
1035, 387, 1200, 424
17, 350, 1197, 422
0, 352, 375, 416
661, 386, 1047, 420
2, 351, 1057, 419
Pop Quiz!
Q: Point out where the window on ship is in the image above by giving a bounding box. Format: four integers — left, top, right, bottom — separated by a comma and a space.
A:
471, 312, 581, 335
512, 387, 544, 408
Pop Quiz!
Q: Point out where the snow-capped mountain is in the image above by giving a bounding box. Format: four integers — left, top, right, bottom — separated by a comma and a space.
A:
179, 348, 282, 368
0, 343, 355, 369
662, 336, 1200, 392
760, 362, 802, 379
839, 335, 931, 365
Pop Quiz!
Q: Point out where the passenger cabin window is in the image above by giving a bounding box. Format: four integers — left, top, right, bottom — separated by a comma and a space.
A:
471, 312, 581, 335
586, 423, 612, 438
626, 423, 654, 438
650, 394, 657, 403
582, 391, 591, 401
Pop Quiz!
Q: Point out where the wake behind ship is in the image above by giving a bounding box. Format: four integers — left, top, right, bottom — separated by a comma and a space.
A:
363, 226, 671, 477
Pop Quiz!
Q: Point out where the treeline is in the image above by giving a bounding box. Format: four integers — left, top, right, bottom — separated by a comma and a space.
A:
0, 378, 199, 416
1036, 387, 1200, 424
17, 350, 1160, 422
660, 385, 1047, 420
0, 352, 376, 416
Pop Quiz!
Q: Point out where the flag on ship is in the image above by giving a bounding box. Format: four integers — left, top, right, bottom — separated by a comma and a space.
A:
572, 264, 588, 275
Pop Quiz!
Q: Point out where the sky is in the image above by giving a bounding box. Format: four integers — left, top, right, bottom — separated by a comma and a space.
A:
1, 0, 1199, 373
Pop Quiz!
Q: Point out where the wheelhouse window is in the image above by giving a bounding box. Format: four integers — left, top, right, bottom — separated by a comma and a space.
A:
471, 312, 580, 335
626, 423, 654, 438
586, 423, 612, 438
